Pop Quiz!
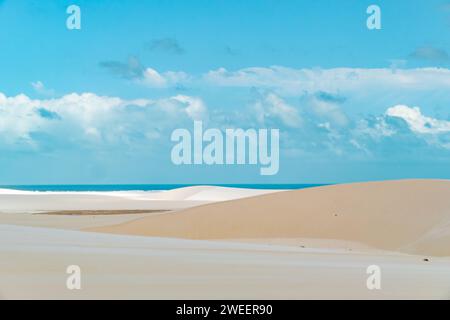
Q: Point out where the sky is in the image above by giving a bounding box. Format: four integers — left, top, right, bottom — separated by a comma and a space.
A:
1, 0, 450, 184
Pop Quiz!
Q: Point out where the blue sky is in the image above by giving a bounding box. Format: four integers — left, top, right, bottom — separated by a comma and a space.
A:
1, 0, 450, 184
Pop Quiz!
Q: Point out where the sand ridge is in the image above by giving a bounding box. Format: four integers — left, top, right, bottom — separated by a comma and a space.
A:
89, 180, 450, 257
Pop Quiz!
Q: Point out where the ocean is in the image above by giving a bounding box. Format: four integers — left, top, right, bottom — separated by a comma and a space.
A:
0, 184, 327, 192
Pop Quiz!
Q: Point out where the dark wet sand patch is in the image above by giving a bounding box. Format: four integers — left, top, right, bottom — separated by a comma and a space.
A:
36, 210, 170, 216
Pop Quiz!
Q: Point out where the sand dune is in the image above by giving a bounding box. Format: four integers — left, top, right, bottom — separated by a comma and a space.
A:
1, 224, 449, 299
90, 180, 450, 257
0, 186, 277, 213
2, 181, 450, 299
138, 186, 280, 201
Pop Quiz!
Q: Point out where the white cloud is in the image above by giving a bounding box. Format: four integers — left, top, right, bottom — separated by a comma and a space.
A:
355, 116, 395, 140
253, 93, 302, 128
171, 95, 207, 121
347, 105, 450, 153
0, 92, 207, 149
141, 68, 168, 87
140, 68, 189, 88
106, 64, 450, 95
204, 66, 450, 95
164, 71, 189, 84
31, 81, 55, 96
386, 105, 450, 134
308, 96, 348, 127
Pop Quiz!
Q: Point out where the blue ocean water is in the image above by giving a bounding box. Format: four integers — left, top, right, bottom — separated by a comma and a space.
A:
0, 184, 327, 192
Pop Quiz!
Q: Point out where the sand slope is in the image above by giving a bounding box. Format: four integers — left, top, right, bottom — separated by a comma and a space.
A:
0, 186, 278, 213
1, 225, 449, 299
90, 180, 450, 257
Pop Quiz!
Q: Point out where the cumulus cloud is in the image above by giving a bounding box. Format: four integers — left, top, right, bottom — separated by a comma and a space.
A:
49, 62, 450, 160
386, 105, 450, 134
0, 92, 207, 150
170, 95, 207, 121
343, 104, 450, 154
141, 68, 189, 88
3, 88, 450, 166
271, 102, 450, 158
140, 68, 167, 87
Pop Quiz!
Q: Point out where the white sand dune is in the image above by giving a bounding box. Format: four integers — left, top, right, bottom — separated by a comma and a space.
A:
138, 186, 280, 201
90, 180, 450, 257
1, 224, 449, 300
0, 186, 278, 213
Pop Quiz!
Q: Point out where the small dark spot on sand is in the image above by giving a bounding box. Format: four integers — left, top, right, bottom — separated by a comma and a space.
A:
423, 258, 431, 262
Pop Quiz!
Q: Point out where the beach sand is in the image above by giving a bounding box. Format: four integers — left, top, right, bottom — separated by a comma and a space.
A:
1, 180, 450, 299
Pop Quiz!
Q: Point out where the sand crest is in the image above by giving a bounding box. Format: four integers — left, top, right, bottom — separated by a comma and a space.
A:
89, 180, 450, 257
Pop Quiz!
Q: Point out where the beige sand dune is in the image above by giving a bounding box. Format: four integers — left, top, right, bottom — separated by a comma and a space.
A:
1, 181, 450, 299
90, 180, 450, 257
1, 225, 449, 300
